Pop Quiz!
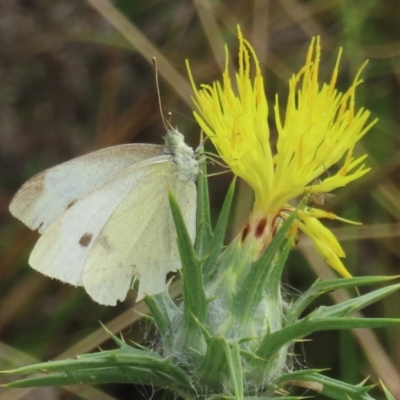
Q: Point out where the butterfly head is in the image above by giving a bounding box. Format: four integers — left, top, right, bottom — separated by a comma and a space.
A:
164, 128, 199, 182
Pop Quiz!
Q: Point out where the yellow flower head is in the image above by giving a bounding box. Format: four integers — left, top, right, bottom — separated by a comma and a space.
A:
187, 27, 376, 278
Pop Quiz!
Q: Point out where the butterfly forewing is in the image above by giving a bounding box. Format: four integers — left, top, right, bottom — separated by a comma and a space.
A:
10, 144, 165, 234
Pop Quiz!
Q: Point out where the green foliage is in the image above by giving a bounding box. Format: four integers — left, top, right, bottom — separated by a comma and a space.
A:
3, 163, 400, 400
4, 327, 193, 399
277, 371, 375, 400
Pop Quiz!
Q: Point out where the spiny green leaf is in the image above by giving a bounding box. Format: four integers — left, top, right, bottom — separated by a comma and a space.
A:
233, 212, 297, 323
267, 237, 293, 305
3, 347, 192, 390
256, 317, 400, 361
145, 291, 179, 352
202, 177, 236, 282
196, 147, 213, 257
277, 370, 375, 400
169, 191, 207, 328
288, 276, 400, 321
6, 366, 168, 388
223, 340, 244, 400
195, 335, 230, 391
309, 283, 400, 319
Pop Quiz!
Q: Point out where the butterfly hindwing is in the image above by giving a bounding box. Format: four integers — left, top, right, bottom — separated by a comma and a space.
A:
82, 162, 197, 305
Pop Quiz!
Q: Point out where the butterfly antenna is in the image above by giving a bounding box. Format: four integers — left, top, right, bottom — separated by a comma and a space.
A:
152, 57, 169, 132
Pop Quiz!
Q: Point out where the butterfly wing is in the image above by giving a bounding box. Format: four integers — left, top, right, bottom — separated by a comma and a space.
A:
9, 144, 164, 234
82, 162, 196, 305
28, 159, 196, 305
28, 156, 170, 287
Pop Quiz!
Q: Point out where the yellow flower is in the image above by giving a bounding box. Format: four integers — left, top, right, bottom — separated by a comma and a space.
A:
186, 27, 376, 278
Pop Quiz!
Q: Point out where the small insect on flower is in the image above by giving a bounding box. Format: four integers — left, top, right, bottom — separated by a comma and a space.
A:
304, 179, 336, 207
308, 191, 335, 207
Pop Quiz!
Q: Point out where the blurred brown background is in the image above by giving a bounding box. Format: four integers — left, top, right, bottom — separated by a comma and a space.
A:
1, 0, 400, 399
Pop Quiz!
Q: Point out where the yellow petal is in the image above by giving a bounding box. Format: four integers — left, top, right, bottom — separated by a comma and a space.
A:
299, 214, 345, 258
305, 208, 362, 225
313, 238, 352, 278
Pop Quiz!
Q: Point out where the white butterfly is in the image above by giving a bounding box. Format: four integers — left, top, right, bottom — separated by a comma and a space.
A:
9, 129, 198, 306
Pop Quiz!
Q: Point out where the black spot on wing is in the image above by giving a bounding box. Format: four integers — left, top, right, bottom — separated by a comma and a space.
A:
66, 199, 77, 210
79, 233, 93, 247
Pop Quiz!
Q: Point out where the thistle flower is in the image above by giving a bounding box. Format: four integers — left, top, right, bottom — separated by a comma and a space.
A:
187, 28, 376, 278
6, 29, 400, 400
